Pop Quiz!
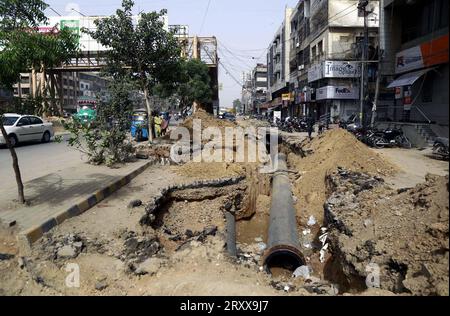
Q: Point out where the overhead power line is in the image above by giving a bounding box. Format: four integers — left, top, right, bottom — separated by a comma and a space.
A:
199, 0, 212, 35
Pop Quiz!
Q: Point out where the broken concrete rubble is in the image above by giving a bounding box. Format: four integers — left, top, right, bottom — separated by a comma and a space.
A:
325, 168, 449, 296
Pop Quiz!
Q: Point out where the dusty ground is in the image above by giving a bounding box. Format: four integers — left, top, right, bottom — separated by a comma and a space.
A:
1, 114, 448, 296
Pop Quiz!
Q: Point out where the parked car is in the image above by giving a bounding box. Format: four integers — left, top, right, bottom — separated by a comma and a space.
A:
0, 114, 54, 147
220, 112, 236, 122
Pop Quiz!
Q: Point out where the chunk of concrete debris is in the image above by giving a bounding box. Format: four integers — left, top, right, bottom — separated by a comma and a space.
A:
128, 199, 143, 209
134, 258, 164, 276
57, 245, 78, 259
95, 281, 108, 291
0, 253, 15, 261
293, 266, 311, 279
202, 226, 218, 236
307, 216, 317, 226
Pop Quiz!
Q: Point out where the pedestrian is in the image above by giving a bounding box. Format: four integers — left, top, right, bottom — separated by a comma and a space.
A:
306, 115, 315, 140
154, 113, 162, 137
161, 115, 169, 136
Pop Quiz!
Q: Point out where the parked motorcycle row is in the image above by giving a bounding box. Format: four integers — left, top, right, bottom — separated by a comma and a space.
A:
343, 122, 413, 149
432, 137, 449, 160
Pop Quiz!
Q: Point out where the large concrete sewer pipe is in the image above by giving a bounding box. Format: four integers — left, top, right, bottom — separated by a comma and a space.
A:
263, 153, 305, 273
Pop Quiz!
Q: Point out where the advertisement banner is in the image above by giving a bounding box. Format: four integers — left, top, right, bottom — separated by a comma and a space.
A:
324, 61, 361, 78
282, 93, 291, 101
395, 86, 403, 100
316, 86, 359, 100
395, 34, 449, 74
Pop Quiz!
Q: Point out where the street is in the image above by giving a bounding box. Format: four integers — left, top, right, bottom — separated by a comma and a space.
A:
0, 134, 84, 185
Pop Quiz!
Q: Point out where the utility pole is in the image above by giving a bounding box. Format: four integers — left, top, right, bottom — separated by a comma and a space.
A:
358, 0, 369, 128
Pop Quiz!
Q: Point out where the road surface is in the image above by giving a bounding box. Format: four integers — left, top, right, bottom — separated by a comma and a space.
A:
0, 134, 86, 185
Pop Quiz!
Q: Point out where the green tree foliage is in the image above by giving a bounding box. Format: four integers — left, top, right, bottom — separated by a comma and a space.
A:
87, 0, 181, 141
175, 59, 212, 112
64, 78, 136, 166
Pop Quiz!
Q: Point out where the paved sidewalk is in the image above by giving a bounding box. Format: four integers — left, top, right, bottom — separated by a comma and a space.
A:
0, 160, 151, 237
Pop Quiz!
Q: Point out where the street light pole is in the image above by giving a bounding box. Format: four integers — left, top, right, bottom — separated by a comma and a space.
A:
359, 0, 369, 127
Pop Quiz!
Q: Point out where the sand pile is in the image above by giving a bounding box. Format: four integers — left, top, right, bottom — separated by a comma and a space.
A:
288, 128, 398, 227
182, 108, 236, 133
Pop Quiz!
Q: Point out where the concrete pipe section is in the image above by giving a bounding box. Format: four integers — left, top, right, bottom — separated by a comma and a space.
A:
263, 153, 305, 273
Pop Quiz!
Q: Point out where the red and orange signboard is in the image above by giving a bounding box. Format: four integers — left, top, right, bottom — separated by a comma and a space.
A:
396, 34, 449, 74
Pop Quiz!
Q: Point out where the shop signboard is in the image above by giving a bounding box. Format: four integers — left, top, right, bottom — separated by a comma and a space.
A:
316, 86, 359, 100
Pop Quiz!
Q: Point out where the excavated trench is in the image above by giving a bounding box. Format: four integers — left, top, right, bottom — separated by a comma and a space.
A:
135, 132, 390, 295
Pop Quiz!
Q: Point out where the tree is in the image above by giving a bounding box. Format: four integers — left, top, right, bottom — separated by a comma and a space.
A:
155, 58, 212, 115
64, 77, 136, 166
233, 99, 242, 114
0, 0, 79, 203
87, 0, 181, 142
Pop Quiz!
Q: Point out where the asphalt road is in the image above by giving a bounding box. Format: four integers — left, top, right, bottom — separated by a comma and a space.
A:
0, 134, 86, 185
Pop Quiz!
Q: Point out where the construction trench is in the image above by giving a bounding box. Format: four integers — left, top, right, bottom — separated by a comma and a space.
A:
0, 112, 448, 296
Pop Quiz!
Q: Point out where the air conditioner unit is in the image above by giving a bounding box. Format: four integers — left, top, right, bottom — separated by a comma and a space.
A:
298, 64, 305, 70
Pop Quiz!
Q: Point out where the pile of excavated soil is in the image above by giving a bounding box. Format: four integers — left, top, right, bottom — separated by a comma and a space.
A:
325, 170, 449, 296
288, 129, 398, 227
182, 108, 236, 132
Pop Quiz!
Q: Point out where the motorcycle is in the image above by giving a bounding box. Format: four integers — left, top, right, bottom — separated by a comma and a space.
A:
368, 128, 412, 149
433, 137, 449, 160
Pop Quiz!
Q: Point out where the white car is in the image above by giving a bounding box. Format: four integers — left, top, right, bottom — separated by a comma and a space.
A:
0, 114, 54, 147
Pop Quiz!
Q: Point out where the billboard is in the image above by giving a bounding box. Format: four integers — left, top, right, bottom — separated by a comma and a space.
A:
395, 34, 449, 74
316, 85, 359, 100
324, 61, 361, 78
45, 14, 169, 52
309, 60, 361, 82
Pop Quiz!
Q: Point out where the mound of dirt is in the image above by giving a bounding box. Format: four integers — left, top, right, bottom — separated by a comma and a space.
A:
182, 108, 236, 132
325, 170, 449, 295
288, 129, 398, 227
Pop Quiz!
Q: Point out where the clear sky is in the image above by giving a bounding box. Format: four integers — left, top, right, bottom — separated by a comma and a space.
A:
44, 0, 298, 107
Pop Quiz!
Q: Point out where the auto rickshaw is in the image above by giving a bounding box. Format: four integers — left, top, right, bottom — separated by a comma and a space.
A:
130, 109, 149, 141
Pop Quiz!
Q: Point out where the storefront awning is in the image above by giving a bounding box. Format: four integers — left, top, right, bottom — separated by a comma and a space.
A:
387, 68, 435, 88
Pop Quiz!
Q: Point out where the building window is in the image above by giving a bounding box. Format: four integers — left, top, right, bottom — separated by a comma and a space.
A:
318, 40, 323, 56
311, 46, 316, 59
80, 83, 84, 89
21, 88, 30, 95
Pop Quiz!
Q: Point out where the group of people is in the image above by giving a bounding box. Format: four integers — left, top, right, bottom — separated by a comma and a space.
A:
153, 112, 170, 138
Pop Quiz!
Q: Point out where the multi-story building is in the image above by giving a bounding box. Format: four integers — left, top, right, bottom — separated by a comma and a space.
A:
78, 73, 110, 103
13, 72, 80, 111
251, 64, 268, 114
267, 7, 294, 117
289, 0, 379, 122
378, 0, 448, 139
241, 73, 253, 114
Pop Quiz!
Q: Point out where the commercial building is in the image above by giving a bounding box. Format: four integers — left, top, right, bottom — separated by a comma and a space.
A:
290, 0, 380, 122
241, 64, 268, 114
378, 0, 448, 141
267, 7, 294, 117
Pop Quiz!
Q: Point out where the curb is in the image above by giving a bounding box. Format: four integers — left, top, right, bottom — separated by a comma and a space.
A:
18, 160, 154, 251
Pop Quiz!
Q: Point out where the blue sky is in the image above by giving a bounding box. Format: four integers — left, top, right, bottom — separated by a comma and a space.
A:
44, 0, 298, 107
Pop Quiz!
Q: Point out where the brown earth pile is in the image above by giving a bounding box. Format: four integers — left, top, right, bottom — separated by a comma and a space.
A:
182, 108, 236, 133
288, 128, 398, 227
325, 169, 449, 295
